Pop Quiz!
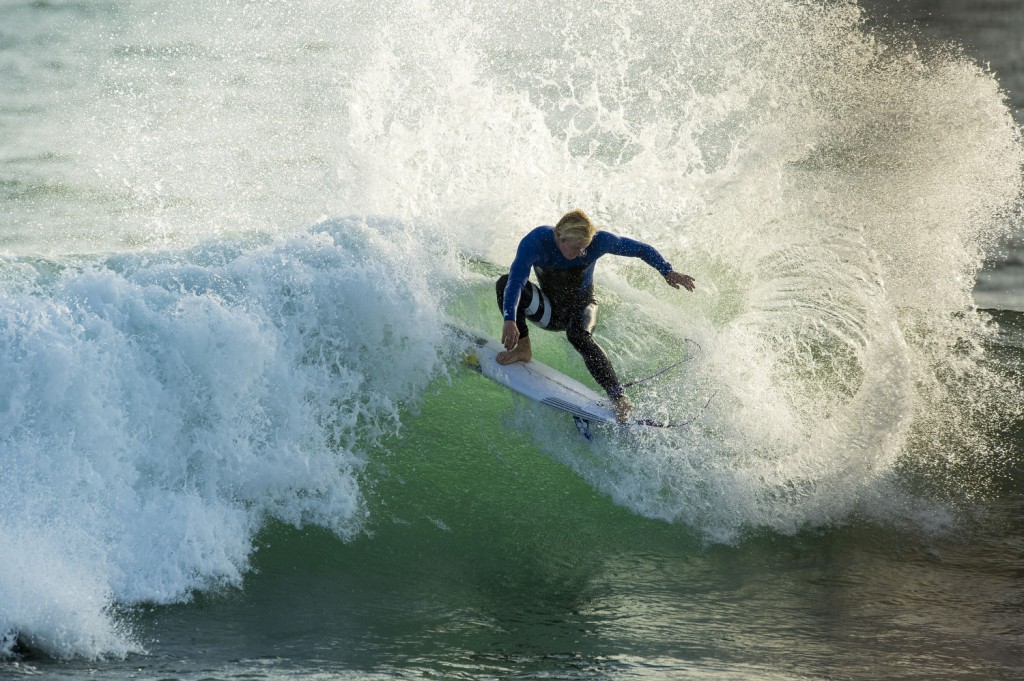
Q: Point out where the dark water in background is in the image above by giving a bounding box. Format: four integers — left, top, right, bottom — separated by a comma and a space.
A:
1, 0, 1023, 679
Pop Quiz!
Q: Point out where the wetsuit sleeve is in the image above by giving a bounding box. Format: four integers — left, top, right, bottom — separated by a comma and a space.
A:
603, 233, 674, 275
502, 235, 538, 320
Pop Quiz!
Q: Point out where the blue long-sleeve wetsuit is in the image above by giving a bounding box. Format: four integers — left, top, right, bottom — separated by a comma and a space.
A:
496, 226, 675, 398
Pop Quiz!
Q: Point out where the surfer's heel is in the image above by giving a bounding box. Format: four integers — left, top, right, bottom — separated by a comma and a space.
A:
612, 394, 633, 423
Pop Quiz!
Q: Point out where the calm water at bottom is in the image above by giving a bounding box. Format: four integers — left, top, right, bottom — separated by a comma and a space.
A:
12, 481, 1022, 681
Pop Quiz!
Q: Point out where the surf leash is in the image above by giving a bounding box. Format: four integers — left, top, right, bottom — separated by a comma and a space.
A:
630, 389, 717, 430
621, 338, 702, 389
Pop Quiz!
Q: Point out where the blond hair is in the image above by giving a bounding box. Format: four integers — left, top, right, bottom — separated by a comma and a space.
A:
554, 209, 596, 242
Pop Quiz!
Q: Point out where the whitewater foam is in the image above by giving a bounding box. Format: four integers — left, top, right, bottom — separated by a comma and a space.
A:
0, 220, 452, 657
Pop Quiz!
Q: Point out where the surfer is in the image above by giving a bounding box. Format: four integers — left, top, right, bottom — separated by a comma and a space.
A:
496, 209, 695, 422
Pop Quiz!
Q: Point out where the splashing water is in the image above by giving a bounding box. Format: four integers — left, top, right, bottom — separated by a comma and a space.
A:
332, 0, 1022, 534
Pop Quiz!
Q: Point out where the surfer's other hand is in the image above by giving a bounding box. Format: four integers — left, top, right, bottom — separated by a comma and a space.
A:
665, 271, 696, 292
501, 320, 520, 350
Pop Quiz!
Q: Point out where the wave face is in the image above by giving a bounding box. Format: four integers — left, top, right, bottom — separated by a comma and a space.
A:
1, 0, 1022, 661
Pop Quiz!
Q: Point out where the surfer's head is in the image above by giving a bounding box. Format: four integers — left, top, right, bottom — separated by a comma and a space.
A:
554, 210, 595, 259
555, 209, 596, 242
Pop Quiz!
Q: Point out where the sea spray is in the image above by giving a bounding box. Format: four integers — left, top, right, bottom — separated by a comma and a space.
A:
332, 0, 1022, 533
82, 0, 1022, 532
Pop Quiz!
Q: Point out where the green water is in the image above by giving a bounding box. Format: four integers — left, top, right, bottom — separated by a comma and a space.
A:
85, 374, 1020, 681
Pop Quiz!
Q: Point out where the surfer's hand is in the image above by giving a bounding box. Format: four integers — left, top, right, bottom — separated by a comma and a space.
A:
665, 271, 696, 292
501, 320, 520, 350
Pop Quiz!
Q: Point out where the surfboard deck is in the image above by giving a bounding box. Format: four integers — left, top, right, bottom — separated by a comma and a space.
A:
449, 326, 695, 438
457, 329, 618, 423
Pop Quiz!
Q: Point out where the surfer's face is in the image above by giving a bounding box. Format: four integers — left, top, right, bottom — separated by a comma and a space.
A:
556, 234, 591, 260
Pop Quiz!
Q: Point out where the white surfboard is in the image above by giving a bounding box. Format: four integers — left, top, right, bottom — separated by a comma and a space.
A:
450, 326, 699, 438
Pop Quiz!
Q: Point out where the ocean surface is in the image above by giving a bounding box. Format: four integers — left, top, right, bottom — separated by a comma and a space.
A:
2, 0, 1022, 679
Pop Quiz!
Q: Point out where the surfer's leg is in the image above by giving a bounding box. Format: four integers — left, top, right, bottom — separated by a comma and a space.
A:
565, 303, 620, 394
566, 303, 632, 421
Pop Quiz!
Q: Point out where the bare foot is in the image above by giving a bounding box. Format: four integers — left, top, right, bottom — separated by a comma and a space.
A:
496, 336, 532, 365
612, 394, 633, 423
